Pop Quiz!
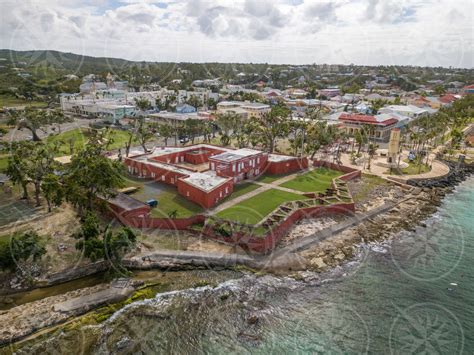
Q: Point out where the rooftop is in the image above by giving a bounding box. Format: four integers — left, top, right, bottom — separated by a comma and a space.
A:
210, 148, 263, 162
180, 171, 230, 192
217, 101, 243, 107
268, 154, 298, 162
108, 193, 148, 212
148, 112, 204, 121
339, 113, 399, 126
241, 102, 271, 109
133, 155, 193, 175
382, 105, 429, 114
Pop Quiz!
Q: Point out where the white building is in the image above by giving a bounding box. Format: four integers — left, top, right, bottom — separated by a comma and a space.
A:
379, 105, 434, 120
217, 101, 271, 119
59, 95, 136, 123
148, 111, 211, 125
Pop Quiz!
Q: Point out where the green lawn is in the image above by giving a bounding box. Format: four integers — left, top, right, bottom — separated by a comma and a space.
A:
401, 163, 430, 175
256, 173, 292, 184
0, 155, 8, 172
0, 96, 47, 108
216, 189, 305, 224
279, 168, 342, 193
47, 128, 135, 156
218, 182, 260, 205
150, 189, 203, 218
129, 183, 203, 219
388, 160, 431, 176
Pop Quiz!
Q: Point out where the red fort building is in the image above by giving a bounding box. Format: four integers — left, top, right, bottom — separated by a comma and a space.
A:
124, 144, 308, 209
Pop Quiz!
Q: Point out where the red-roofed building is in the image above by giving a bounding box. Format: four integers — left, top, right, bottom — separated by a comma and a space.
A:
338, 113, 400, 142
463, 85, 474, 95
409, 95, 431, 108
439, 94, 458, 105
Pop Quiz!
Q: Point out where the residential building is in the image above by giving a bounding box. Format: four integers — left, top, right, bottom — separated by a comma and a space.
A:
439, 94, 459, 106
59, 94, 136, 123
320, 88, 341, 97
176, 104, 197, 114
148, 111, 209, 125
379, 105, 433, 120
462, 84, 474, 94
240, 102, 271, 118
217, 101, 270, 119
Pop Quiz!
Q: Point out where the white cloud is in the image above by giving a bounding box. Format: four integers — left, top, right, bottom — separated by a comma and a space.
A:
0, 0, 472, 67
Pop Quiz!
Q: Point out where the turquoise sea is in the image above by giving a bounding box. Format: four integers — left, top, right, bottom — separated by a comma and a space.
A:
22, 177, 474, 354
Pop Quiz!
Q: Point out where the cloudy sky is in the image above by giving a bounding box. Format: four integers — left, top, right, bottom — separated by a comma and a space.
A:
1, 0, 473, 67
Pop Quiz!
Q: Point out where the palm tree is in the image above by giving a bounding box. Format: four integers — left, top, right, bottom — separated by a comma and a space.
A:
355, 129, 368, 156
367, 143, 378, 171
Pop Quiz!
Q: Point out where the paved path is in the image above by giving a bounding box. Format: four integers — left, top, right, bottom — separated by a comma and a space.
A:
252, 181, 306, 195
208, 183, 273, 214
339, 151, 450, 183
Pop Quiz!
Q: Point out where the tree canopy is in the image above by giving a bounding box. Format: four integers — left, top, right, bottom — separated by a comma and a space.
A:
0, 231, 46, 272
64, 130, 125, 215
7, 108, 71, 141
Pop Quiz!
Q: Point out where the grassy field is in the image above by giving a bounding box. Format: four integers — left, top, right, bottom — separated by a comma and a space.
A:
279, 168, 342, 193
256, 173, 292, 184
47, 128, 134, 156
388, 160, 431, 175
401, 162, 431, 175
0, 154, 8, 172
128, 182, 203, 219
0, 96, 47, 108
0, 128, 134, 172
218, 182, 260, 205
216, 189, 305, 224
149, 189, 203, 218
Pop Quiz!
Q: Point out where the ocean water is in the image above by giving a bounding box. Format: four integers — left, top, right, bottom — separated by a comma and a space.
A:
20, 177, 474, 354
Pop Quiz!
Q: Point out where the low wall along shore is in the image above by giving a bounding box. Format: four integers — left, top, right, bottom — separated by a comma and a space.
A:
109, 160, 361, 253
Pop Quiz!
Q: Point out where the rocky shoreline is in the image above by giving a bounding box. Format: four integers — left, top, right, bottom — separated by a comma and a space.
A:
298, 168, 473, 272
407, 160, 474, 188
0, 279, 142, 347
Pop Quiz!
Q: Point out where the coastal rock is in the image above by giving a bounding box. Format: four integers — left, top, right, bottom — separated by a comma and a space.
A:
116, 336, 133, 350
310, 257, 327, 270
247, 314, 259, 325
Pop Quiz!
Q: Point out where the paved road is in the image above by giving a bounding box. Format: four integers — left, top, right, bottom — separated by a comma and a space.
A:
1, 118, 101, 142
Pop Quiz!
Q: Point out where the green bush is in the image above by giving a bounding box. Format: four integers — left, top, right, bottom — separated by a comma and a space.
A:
0, 231, 46, 271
